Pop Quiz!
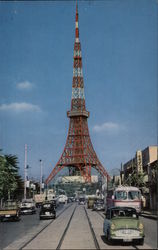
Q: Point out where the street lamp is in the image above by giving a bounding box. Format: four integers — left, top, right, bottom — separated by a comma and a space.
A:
39, 159, 43, 194
24, 144, 27, 200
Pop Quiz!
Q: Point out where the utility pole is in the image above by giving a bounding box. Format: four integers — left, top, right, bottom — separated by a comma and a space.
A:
40, 159, 43, 194
121, 162, 123, 185
24, 144, 27, 200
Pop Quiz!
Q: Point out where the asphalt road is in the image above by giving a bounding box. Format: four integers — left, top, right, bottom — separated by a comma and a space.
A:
0, 204, 64, 250
140, 215, 157, 249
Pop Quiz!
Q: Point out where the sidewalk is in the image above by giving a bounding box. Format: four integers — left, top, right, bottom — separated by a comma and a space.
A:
140, 210, 158, 220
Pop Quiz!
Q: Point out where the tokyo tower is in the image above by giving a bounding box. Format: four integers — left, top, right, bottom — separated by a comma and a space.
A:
46, 2, 110, 184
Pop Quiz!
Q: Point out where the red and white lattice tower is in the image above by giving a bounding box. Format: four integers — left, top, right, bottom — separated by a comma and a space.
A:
46, 2, 110, 184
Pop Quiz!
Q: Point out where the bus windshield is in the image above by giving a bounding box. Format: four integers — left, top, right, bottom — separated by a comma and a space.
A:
128, 191, 141, 200
115, 191, 127, 200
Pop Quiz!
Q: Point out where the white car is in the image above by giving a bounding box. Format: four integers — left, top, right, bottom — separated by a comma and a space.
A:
58, 195, 68, 204
20, 199, 36, 215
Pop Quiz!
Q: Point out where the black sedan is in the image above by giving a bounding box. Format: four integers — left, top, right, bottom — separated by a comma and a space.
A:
39, 202, 56, 220
93, 199, 105, 211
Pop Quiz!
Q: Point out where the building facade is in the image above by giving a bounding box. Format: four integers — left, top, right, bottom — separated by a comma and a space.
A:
122, 146, 157, 211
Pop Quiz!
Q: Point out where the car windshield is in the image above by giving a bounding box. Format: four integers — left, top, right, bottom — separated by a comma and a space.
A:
96, 200, 104, 204
21, 207, 32, 210
111, 209, 137, 219
115, 191, 127, 200
22, 202, 33, 205
43, 204, 51, 208
79, 198, 85, 201
128, 191, 141, 200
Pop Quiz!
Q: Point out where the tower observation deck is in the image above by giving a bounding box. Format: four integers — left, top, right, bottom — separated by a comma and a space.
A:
45, 2, 110, 184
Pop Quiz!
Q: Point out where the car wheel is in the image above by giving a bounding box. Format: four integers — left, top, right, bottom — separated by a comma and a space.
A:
138, 238, 144, 245
107, 230, 112, 244
16, 216, 20, 221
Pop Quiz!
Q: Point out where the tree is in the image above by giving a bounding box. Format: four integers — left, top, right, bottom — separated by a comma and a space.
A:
125, 172, 146, 188
14, 174, 24, 200
149, 161, 158, 192
0, 151, 19, 201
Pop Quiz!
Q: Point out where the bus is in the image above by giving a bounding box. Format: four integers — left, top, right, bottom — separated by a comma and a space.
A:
106, 186, 142, 213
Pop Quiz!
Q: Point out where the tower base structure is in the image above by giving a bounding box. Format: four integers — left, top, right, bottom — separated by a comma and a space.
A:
46, 113, 110, 184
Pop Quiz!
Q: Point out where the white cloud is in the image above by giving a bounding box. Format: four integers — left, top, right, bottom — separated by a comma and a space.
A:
16, 81, 33, 90
0, 102, 41, 113
93, 122, 121, 133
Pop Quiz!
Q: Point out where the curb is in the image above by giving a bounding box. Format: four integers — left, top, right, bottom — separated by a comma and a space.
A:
140, 213, 158, 220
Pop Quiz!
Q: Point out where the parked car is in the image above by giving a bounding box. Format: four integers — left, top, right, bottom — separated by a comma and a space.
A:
39, 202, 56, 220
103, 207, 144, 245
20, 199, 36, 215
78, 197, 86, 205
0, 200, 20, 221
93, 199, 104, 211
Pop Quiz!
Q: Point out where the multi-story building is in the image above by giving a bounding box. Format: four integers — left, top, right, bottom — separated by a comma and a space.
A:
142, 146, 157, 211
122, 145, 157, 211
123, 150, 143, 179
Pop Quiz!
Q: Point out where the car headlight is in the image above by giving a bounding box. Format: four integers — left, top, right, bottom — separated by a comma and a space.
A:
111, 223, 115, 230
138, 223, 144, 230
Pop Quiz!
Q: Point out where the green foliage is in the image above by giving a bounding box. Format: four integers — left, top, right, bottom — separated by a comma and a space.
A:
0, 151, 21, 200
151, 161, 158, 183
125, 172, 146, 188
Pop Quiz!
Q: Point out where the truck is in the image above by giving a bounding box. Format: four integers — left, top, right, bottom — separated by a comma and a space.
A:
0, 200, 20, 221
34, 194, 45, 207
34, 190, 57, 207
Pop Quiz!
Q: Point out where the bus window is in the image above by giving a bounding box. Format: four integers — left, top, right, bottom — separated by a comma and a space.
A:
115, 191, 127, 200
128, 191, 141, 200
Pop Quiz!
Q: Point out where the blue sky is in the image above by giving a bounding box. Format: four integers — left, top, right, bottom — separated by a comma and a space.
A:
0, 0, 157, 182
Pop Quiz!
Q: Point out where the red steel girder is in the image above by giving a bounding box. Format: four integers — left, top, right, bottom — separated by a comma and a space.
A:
45, 115, 110, 184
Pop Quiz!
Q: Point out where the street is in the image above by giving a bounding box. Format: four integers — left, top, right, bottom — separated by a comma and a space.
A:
0, 204, 65, 250
0, 203, 157, 250
140, 215, 157, 249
